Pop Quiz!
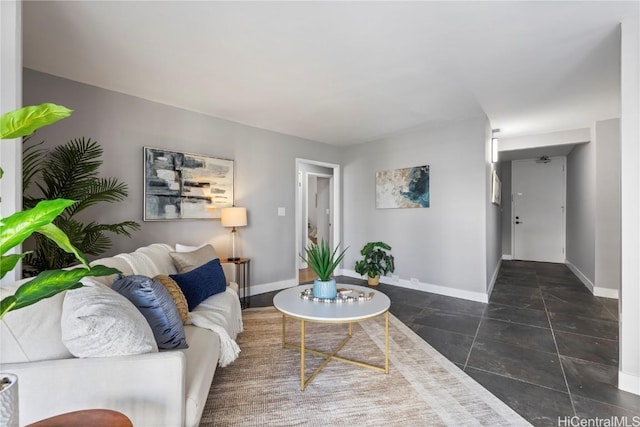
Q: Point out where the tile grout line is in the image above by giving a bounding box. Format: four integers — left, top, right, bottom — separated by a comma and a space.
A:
538, 272, 577, 418
463, 307, 486, 371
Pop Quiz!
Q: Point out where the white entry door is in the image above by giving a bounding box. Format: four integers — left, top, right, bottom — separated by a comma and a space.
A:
512, 157, 566, 263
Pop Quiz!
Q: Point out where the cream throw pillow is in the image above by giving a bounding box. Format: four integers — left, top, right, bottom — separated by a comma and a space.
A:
61, 280, 158, 358
169, 244, 219, 273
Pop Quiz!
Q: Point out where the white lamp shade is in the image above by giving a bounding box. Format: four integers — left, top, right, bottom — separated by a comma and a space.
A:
221, 207, 247, 228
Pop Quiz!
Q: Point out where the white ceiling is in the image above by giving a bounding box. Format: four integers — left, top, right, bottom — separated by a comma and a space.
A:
22, 1, 636, 146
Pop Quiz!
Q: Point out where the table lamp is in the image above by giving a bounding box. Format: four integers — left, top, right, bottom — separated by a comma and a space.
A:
221, 207, 247, 261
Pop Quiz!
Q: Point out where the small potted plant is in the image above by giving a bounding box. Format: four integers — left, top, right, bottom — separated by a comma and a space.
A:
300, 239, 347, 299
354, 241, 395, 286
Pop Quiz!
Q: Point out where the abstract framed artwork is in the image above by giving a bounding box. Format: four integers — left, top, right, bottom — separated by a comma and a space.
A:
144, 147, 234, 220
491, 169, 502, 206
376, 165, 430, 209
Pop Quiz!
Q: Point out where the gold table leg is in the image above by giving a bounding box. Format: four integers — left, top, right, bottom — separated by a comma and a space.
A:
281, 311, 390, 391
300, 320, 305, 390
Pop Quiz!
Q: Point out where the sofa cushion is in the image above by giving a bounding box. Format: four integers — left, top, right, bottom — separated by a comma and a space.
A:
89, 256, 135, 287
112, 275, 188, 349
169, 244, 219, 273
0, 278, 73, 363
170, 259, 227, 311
154, 274, 190, 324
181, 325, 221, 426
61, 280, 159, 357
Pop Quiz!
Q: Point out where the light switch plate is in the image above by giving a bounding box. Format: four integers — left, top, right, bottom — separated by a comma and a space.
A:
278, 207, 286, 216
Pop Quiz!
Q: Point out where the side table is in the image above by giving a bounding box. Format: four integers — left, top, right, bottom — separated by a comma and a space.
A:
26, 409, 132, 427
221, 258, 251, 308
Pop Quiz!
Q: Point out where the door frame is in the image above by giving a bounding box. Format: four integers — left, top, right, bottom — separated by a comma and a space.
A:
304, 172, 333, 251
295, 159, 341, 279
511, 156, 567, 262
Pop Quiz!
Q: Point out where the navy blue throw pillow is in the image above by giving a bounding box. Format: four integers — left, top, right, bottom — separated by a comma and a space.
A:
112, 275, 188, 349
170, 258, 226, 311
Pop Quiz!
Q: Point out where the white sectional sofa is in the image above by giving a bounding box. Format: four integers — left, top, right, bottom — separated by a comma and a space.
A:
0, 243, 243, 427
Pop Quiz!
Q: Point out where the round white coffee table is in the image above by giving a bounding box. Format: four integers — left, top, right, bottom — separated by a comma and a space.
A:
273, 284, 391, 390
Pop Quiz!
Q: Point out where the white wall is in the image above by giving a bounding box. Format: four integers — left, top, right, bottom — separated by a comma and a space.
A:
595, 119, 621, 297
0, 0, 22, 285
342, 116, 493, 302
619, 15, 640, 396
22, 69, 343, 289
566, 141, 596, 285
500, 128, 590, 152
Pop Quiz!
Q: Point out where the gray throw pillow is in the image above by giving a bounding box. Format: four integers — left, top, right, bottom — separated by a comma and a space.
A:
169, 244, 219, 273
61, 280, 158, 357
112, 275, 188, 349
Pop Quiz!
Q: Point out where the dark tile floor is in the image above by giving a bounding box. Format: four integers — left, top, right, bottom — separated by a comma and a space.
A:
248, 261, 640, 426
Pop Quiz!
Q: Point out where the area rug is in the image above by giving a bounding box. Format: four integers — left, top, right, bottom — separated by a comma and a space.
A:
200, 307, 530, 426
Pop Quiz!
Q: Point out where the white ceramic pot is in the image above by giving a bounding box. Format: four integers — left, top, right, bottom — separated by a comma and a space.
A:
0, 373, 19, 427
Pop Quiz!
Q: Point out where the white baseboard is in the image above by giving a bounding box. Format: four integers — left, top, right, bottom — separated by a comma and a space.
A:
619, 370, 640, 396
594, 287, 619, 299
502, 254, 513, 260
566, 261, 595, 293
250, 278, 297, 296
340, 269, 489, 303
565, 261, 619, 299
487, 259, 502, 297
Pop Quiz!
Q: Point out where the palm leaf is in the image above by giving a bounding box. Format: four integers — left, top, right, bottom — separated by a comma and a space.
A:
39, 138, 102, 201
22, 138, 46, 192
21, 137, 140, 272
68, 178, 129, 215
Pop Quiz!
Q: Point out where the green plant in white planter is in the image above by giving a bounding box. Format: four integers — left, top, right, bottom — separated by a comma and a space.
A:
0, 103, 120, 426
354, 241, 395, 286
300, 239, 347, 299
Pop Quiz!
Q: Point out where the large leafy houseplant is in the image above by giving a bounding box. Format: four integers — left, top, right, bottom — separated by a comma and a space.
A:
23, 137, 140, 272
0, 104, 120, 319
354, 241, 395, 285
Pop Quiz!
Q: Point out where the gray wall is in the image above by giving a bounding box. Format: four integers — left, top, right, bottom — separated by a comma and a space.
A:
567, 140, 596, 284
342, 116, 494, 298
500, 161, 512, 258
486, 156, 502, 289
595, 119, 621, 293
566, 119, 621, 295
23, 69, 343, 287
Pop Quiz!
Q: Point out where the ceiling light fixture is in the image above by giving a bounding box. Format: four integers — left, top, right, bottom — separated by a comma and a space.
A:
491, 129, 500, 164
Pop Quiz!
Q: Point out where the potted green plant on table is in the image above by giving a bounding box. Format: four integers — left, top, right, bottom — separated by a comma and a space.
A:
0, 103, 120, 427
300, 239, 347, 299
354, 241, 395, 286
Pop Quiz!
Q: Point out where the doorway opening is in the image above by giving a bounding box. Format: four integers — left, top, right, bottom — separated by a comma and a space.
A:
295, 159, 341, 284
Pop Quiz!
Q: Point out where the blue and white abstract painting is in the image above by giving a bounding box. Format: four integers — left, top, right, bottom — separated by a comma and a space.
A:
144, 147, 234, 220
376, 165, 430, 209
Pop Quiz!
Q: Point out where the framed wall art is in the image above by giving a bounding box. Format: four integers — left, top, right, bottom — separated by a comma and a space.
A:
144, 147, 234, 220
491, 169, 502, 206
376, 165, 430, 209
